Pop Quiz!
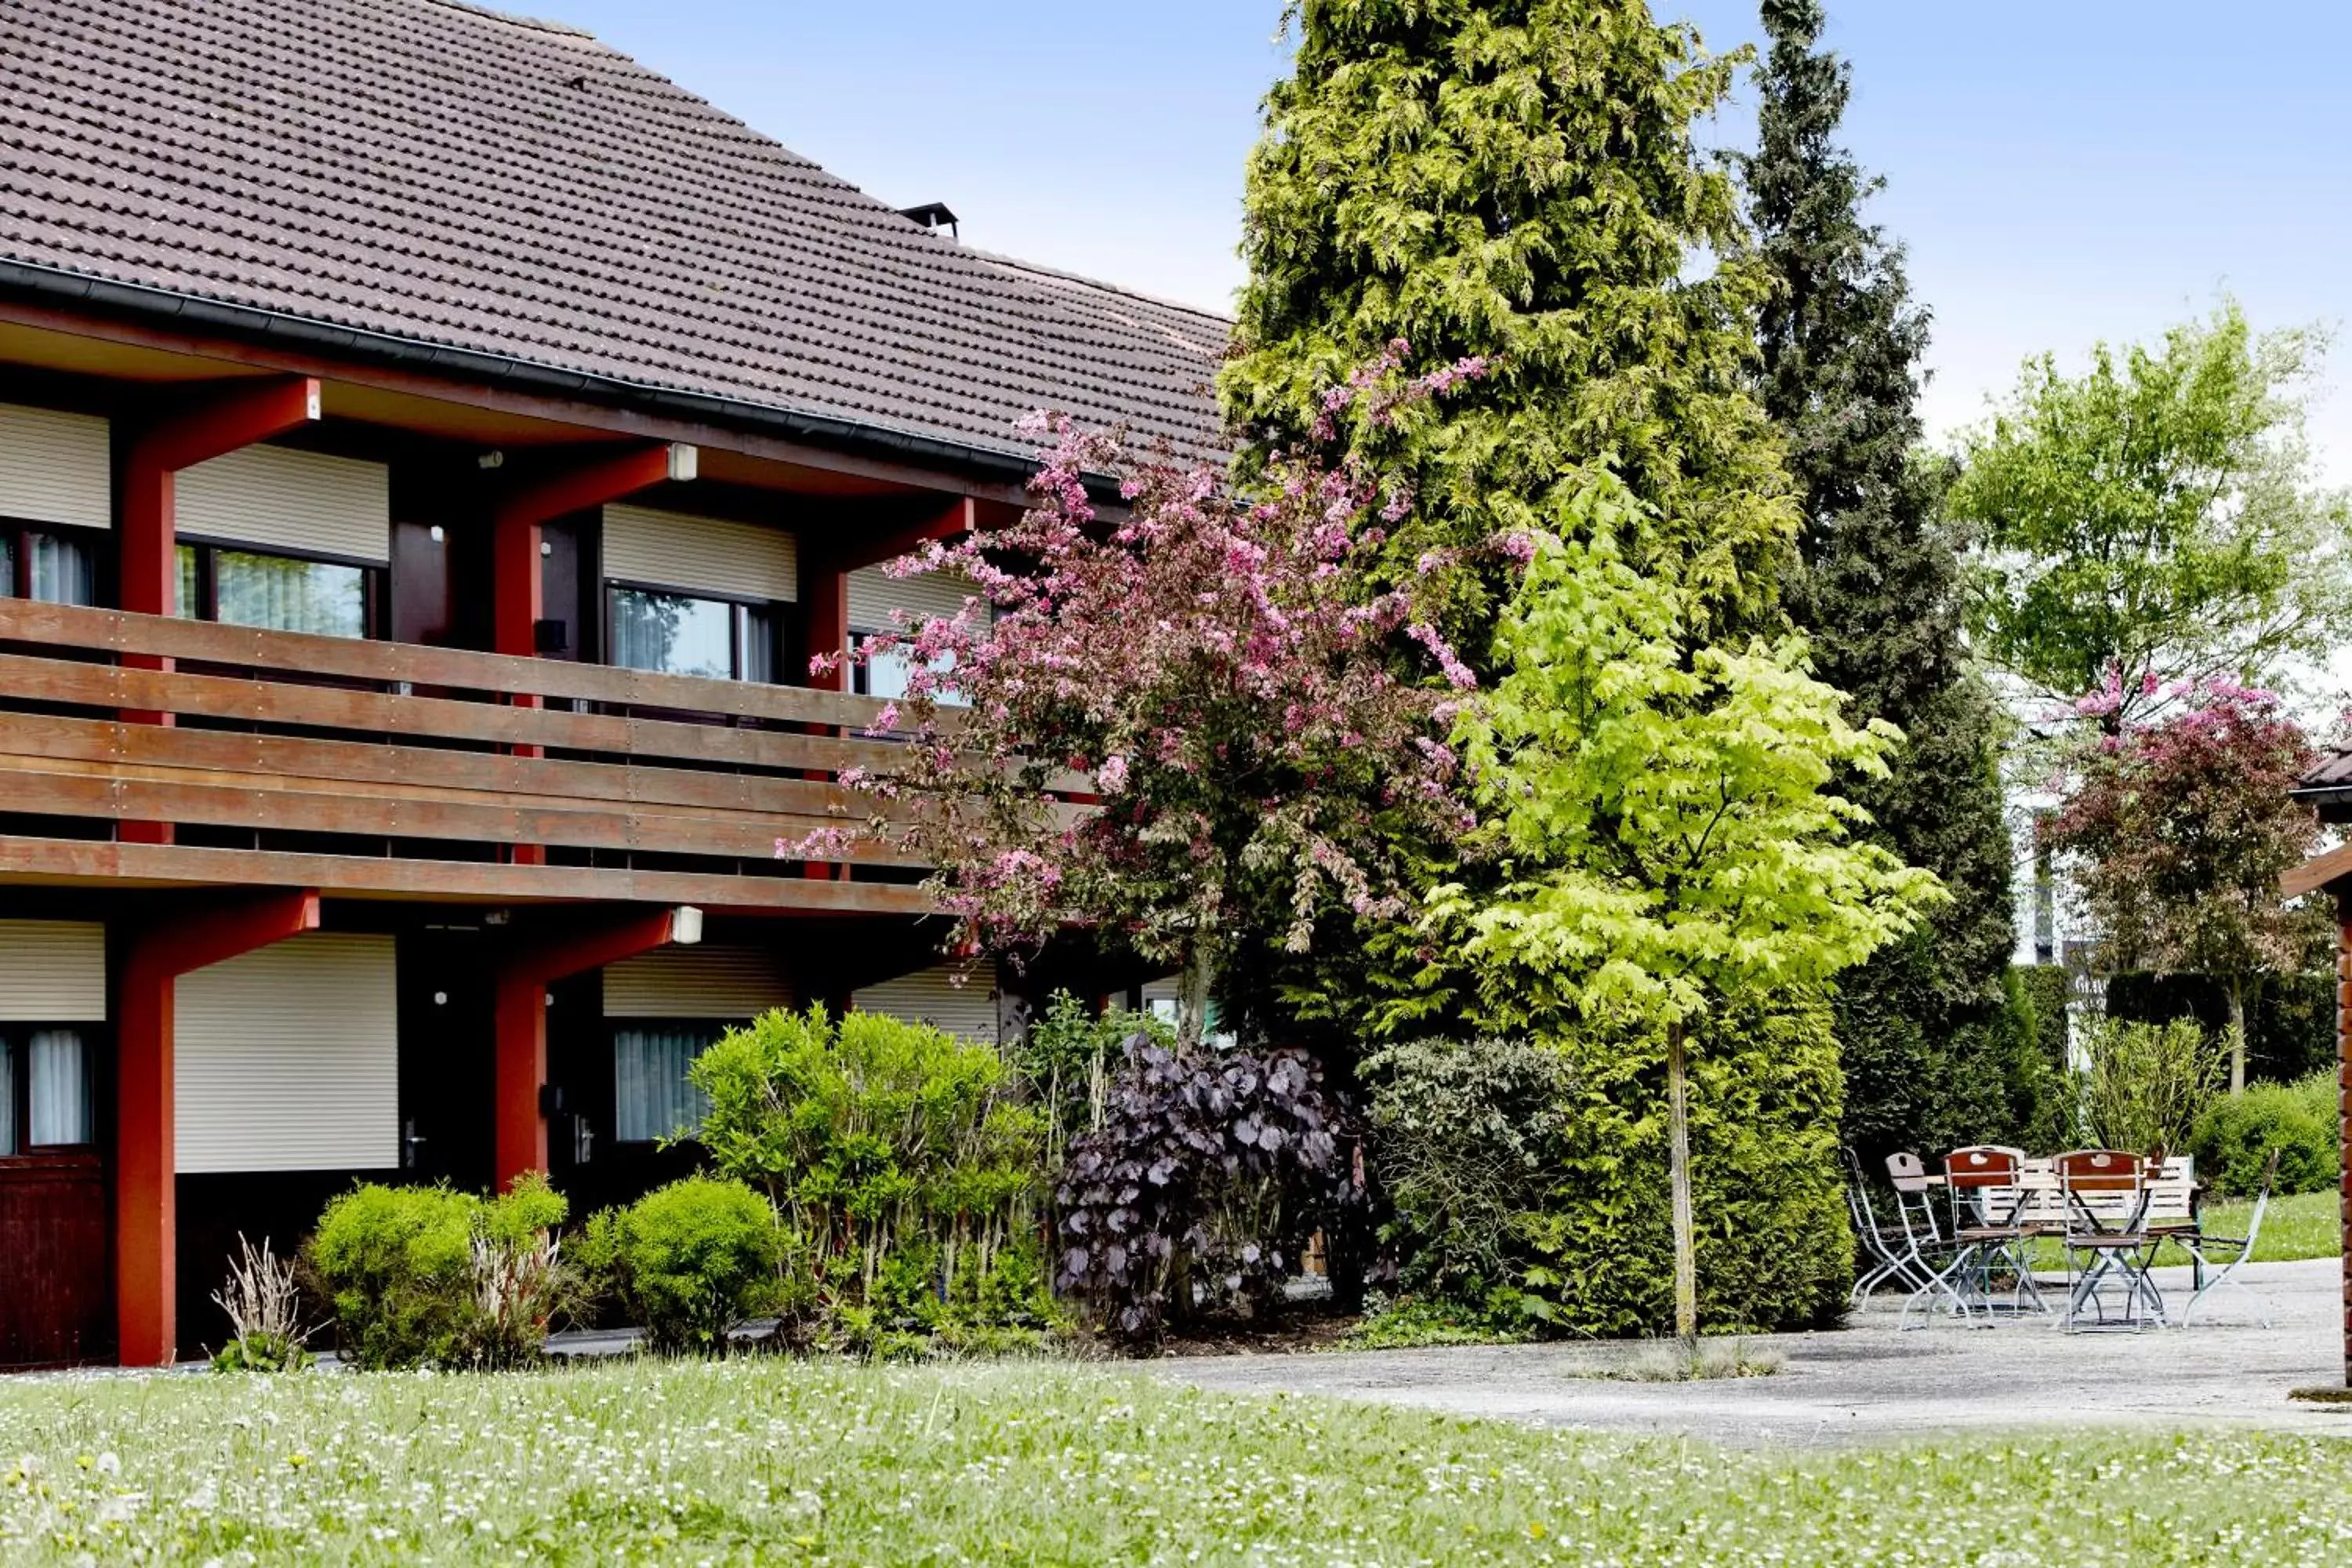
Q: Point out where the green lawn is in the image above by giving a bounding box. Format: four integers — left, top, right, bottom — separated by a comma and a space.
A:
7, 1362, 2352, 1563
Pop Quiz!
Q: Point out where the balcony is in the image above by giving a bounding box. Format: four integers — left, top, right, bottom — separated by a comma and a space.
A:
0, 600, 934, 915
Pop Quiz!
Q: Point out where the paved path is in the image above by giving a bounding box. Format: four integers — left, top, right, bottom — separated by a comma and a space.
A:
1154, 1260, 2352, 1446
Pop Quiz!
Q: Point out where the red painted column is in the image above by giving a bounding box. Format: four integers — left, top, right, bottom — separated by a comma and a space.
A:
802, 564, 851, 882
116, 890, 321, 1367
116, 379, 321, 841
490, 444, 695, 866
492, 907, 695, 1190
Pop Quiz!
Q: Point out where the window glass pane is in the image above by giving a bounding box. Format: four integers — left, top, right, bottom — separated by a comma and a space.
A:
0, 1039, 16, 1156
610, 588, 732, 680
858, 637, 967, 710
213, 550, 366, 638
176, 544, 200, 619
27, 532, 95, 605
0, 535, 14, 599
27, 1029, 88, 1146
613, 1026, 718, 1142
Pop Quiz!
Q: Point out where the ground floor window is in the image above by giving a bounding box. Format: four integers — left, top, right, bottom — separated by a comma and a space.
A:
0, 522, 100, 606
0, 1028, 93, 1155
608, 586, 780, 682
177, 542, 374, 638
612, 1024, 722, 1143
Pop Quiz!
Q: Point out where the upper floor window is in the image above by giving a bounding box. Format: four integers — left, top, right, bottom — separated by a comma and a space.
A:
177, 542, 373, 640
0, 523, 100, 607
608, 586, 779, 682
852, 632, 967, 708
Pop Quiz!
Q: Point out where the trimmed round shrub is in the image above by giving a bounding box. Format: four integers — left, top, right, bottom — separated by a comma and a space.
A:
306, 1176, 571, 1370
580, 1176, 781, 1356
2188, 1070, 2337, 1196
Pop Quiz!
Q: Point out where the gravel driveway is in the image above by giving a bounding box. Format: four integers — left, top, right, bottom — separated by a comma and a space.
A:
1153, 1259, 2352, 1446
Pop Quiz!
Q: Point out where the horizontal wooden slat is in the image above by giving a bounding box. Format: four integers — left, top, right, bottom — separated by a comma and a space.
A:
2283, 842, 2352, 901
0, 764, 929, 866
0, 652, 913, 775
0, 711, 895, 822
0, 834, 936, 914
0, 598, 915, 731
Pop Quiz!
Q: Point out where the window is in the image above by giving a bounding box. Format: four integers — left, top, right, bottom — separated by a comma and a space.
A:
608, 586, 780, 683
612, 1024, 721, 1143
852, 633, 967, 708
0, 1029, 93, 1155
176, 542, 373, 638
0, 524, 99, 606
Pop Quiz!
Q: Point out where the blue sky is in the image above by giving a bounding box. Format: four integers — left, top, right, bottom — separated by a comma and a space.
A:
547, 1, 2352, 474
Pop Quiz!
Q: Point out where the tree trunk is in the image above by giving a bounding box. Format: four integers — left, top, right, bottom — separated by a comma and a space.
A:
2227, 978, 2248, 1095
1668, 1018, 1697, 1352
1177, 942, 1214, 1051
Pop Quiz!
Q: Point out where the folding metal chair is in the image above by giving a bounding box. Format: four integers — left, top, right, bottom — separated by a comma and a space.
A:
2180, 1149, 2279, 1328
1886, 1152, 1970, 1328
2056, 1149, 2165, 1331
1845, 1148, 1937, 1310
1941, 1145, 2049, 1317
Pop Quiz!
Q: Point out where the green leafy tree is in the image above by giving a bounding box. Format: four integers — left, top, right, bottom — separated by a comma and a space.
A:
1744, 0, 2016, 1163
1221, 0, 1798, 645
1953, 302, 2352, 726
2042, 681, 2328, 1091
1431, 477, 1946, 1345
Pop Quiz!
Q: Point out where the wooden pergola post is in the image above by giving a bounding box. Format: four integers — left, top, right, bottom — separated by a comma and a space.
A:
2339, 894, 2350, 1388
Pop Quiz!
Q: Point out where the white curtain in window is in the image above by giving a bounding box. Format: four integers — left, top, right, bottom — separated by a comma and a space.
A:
0, 1039, 16, 1156
27, 1029, 87, 1146
27, 533, 95, 605
613, 1027, 717, 1143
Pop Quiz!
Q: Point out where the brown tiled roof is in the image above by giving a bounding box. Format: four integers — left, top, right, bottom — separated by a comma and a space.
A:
2295, 750, 2352, 793
0, 0, 1230, 465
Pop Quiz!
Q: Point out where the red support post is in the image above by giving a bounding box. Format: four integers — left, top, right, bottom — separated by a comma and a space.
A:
117, 379, 321, 842
490, 443, 694, 865
492, 442, 697, 657
116, 889, 321, 1367
493, 906, 696, 1190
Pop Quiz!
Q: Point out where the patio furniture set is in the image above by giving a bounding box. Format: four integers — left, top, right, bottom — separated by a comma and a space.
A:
1846, 1146, 2278, 1332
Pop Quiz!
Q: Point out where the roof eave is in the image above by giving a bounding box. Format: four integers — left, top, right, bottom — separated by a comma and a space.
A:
0, 256, 1083, 495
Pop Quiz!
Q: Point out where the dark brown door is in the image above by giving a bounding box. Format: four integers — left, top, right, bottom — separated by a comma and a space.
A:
0, 1023, 111, 1367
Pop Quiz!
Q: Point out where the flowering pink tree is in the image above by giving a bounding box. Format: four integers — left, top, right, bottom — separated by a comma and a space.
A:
798, 354, 1483, 1046
2042, 679, 2329, 1091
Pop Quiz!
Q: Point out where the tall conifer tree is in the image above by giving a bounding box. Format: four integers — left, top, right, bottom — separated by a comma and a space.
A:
1221, 0, 1797, 644
1745, 0, 2018, 1161
1225, 2, 1863, 1334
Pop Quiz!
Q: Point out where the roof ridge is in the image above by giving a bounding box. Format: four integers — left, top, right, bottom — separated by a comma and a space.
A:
415, 0, 593, 39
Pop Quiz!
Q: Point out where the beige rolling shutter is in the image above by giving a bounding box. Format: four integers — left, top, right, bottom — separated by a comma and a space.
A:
852, 961, 1000, 1044
175, 932, 398, 1173
0, 922, 107, 1022
604, 946, 795, 1019
603, 504, 797, 602
0, 404, 111, 530
847, 564, 978, 631
176, 445, 390, 562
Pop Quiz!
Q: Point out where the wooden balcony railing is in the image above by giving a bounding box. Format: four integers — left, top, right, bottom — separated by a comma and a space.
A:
0, 599, 938, 914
